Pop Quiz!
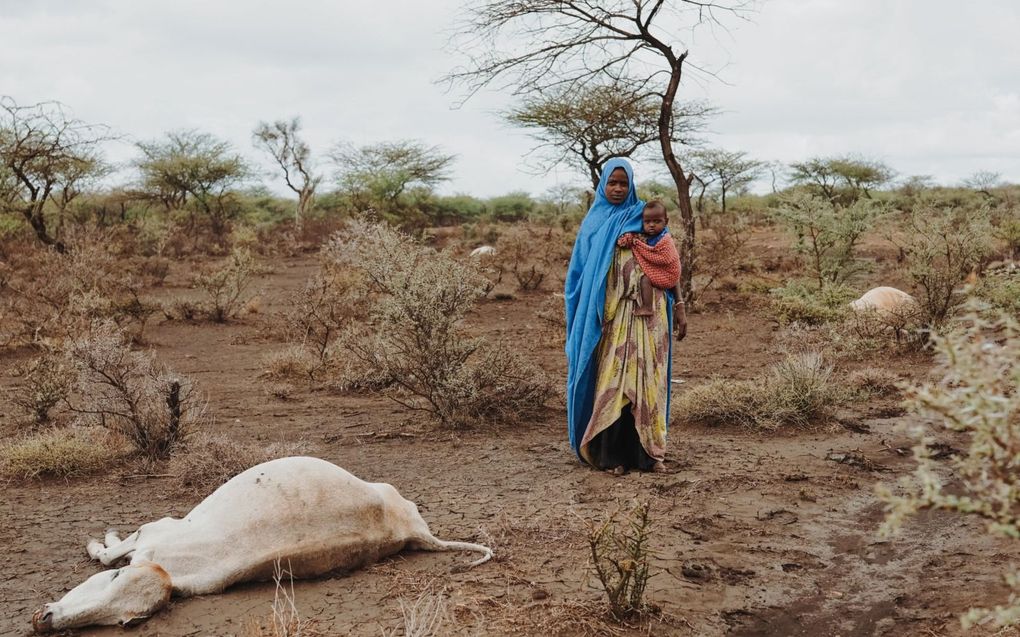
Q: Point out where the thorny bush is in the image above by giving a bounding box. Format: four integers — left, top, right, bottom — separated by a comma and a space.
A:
0, 233, 155, 346
65, 321, 203, 462
769, 192, 884, 289
279, 261, 372, 382
323, 219, 552, 428
193, 247, 259, 322
890, 207, 994, 329
9, 347, 73, 425
493, 224, 572, 292
880, 306, 1020, 629
587, 501, 657, 621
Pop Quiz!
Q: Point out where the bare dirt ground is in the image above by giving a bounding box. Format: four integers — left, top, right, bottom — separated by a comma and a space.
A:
2, 245, 1017, 637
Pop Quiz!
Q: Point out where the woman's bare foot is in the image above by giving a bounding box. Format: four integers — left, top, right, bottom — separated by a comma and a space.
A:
651, 461, 667, 473
605, 465, 626, 476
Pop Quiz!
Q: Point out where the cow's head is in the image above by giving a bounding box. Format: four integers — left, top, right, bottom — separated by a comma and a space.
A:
32, 562, 172, 633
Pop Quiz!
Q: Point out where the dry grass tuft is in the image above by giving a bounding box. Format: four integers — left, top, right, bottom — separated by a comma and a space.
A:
674, 352, 844, 430
846, 367, 902, 397
260, 346, 318, 381
168, 433, 306, 493
382, 585, 450, 637
0, 426, 127, 481
244, 562, 323, 637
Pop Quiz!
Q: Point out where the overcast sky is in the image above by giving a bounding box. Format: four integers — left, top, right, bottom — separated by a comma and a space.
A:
1, 0, 1017, 197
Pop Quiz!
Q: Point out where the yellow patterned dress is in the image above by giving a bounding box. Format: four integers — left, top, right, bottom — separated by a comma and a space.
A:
579, 247, 669, 469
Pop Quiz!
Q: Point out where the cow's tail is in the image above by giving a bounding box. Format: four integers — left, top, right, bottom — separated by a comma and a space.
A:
417, 536, 493, 568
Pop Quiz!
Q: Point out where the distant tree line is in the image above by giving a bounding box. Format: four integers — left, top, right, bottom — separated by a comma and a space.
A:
0, 95, 1014, 257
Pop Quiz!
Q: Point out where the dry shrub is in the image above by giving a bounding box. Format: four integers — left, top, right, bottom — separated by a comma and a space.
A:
321, 334, 394, 391
773, 309, 923, 363
66, 321, 202, 461
892, 207, 994, 328
587, 501, 656, 621
879, 306, 1020, 628
162, 296, 202, 321
264, 381, 296, 401
675, 352, 842, 430
10, 348, 73, 425
493, 224, 572, 292
0, 426, 126, 481
0, 235, 156, 346
537, 294, 566, 345
281, 263, 371, 378
261, 345, 318, 381
841, 301, 924, 345
194, 247, 259, 322
691, 213, 753, 305
244, 562, 323, 637
168, 433, 305, 493
974, 262, 1020, 315
992, 213, 1020, 261
324, 219, 553, 428
135, 256, 171, 286
846, 367, 902, 397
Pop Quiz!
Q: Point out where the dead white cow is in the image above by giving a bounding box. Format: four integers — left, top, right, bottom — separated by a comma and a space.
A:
32, 456, 492, 633
849, 286, 918, 339
470, 245, 496, 257
848, 286, 915, 314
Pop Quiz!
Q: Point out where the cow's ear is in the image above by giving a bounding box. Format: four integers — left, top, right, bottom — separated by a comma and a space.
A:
120, 615, 150, 628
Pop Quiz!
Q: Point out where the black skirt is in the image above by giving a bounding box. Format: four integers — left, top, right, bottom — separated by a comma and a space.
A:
585, 404, 656, 471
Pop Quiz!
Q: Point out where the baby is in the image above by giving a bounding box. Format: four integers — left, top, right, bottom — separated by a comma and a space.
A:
616, 200, 682, 317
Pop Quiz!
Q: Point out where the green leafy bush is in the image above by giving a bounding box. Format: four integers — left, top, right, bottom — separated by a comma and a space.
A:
769, 192, 884, 287
880, 307, 1020, 628
769, 281, 855, 325
891, 207, 994, 328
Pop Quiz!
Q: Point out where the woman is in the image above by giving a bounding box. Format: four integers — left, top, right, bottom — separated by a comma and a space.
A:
565, 158, 687, 475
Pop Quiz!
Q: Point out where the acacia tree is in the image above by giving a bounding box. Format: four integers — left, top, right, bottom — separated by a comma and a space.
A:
0, 97, 111, 251
252, 118, 320, 228
328, 140, 455, 218
135, 130, 249, 238
686, 148, 765, 219
444, 0, 754, 301
789, 155, 894, 204
507, 81, 714, 188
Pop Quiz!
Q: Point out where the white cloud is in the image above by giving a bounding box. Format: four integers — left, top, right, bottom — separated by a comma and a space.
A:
1, 0, 1016, 196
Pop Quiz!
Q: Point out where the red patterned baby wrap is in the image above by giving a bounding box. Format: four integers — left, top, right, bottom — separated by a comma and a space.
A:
616, 232, 681, 289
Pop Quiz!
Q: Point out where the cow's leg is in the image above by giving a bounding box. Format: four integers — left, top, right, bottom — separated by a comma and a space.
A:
104, 529, 122, 547
86, 530, 139, 566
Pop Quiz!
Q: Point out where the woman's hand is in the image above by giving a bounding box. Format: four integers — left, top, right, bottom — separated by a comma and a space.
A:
673, 302, 688, 341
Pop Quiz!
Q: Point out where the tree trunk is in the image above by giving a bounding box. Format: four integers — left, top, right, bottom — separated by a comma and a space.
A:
656, 52, 695, 304
21, 204, 65, 253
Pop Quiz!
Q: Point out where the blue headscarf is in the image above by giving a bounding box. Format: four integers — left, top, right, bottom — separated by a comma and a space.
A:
565, 158, 656, 456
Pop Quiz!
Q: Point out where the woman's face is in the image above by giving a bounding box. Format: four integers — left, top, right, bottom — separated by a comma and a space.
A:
604, 168, 629, 205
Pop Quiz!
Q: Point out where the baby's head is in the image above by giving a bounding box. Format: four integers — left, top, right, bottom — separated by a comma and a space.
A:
642, 200, 667, 236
